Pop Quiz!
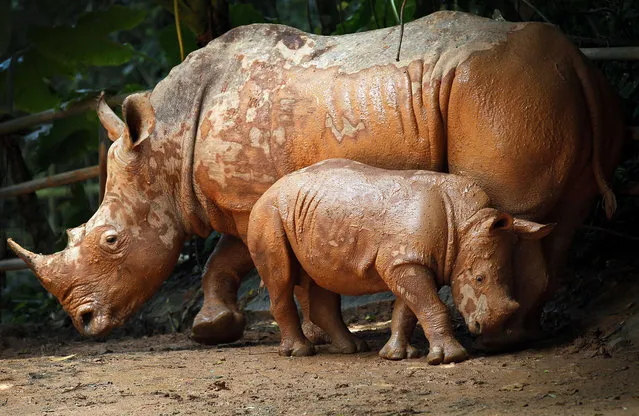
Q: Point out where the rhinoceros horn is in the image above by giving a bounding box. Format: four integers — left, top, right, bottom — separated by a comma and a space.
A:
97, 92, 126, 142
7, 238, 64, 293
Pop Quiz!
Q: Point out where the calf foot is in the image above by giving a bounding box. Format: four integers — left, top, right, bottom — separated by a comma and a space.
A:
328, 336, 370, 354
279, 339, 316, 357
302, 321, 331, 345
191, 304, 245, 345
379, 337, 422, 360
426, 338, 468, 365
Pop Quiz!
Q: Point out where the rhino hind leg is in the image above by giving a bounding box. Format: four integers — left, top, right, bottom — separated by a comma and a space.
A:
294, 285, 331, 345
299, 273, 369, 354
191, 234, 252, 344
381, 264, 468, 365
379, 298, 422, 360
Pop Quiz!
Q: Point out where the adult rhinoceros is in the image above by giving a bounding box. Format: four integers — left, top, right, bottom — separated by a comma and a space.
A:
8, 11, 622, 350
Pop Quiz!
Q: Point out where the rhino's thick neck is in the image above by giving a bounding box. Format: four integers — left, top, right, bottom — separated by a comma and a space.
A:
148, 76, 216, 238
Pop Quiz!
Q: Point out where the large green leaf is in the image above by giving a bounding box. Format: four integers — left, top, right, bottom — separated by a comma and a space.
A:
11, 51, 71, 113
28, 5, 146, 69
158, 23, 198, 68
30, 26, 136, 67
75, 5, 147, 37
34, 112, 99, 168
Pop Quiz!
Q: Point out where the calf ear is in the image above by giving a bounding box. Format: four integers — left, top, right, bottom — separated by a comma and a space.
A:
121, 92, 156, 150
512, 219, 555, 240
487, 211, 514, 234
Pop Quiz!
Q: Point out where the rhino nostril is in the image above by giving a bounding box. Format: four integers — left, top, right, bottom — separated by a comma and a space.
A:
80, 310, 94, 331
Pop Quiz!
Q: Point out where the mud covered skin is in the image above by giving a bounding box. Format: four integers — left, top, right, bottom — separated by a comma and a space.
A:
247, 159, 554, 361
188, 12, 621, 346
9, 12, 623, 346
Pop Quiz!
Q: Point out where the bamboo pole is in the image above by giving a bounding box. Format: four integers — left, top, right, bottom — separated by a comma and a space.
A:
0, 93, 131, 136
98, 126, 110, 204
580, 47, 639, 61
0, 166, 99, 199
0, 258, 27, 272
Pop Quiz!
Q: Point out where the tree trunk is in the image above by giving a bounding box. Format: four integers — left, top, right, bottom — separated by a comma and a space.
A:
0, 136, 56, 254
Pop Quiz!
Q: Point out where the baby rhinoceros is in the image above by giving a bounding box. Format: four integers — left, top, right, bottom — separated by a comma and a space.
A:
247, 159, 554, 364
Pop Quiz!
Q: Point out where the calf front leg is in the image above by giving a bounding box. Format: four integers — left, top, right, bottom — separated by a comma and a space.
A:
191, 234, 253, 344
382, 264, 468, 365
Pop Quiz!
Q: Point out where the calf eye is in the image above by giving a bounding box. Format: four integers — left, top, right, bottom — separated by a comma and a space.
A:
475, 275, 484, 283
105, 235, 117, 244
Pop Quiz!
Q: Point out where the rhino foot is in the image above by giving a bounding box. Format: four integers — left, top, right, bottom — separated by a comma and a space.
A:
279, 340, 316, 357
302, 320, 331, 345
328, 336, 370, 354
426, 339, 469, 365
379, 339, 422, 360
191, 305, 245, 345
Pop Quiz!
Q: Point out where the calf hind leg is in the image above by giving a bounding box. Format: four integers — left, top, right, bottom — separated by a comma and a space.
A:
294, 285, 331, 345
382, 264, 468, 365
248, 210, 315, 357
300, 273, 369, 354
379, 298, 422, 360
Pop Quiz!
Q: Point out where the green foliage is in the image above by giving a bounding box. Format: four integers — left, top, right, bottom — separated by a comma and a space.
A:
159, 23, 198, 67
230, 3, 265, 27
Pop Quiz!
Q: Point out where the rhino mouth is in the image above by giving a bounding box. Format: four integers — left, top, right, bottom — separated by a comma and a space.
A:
74, 304, 113, 337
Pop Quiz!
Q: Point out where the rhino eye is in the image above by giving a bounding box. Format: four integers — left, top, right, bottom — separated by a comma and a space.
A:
475, 275, 484, 283
105, 235, 117, 244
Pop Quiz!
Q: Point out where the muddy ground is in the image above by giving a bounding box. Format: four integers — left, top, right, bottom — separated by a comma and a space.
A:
0, 319, 638, 416
1, 229, 639, 415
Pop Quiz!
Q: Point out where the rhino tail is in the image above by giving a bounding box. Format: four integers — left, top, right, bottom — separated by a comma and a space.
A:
576, 56, 619, 220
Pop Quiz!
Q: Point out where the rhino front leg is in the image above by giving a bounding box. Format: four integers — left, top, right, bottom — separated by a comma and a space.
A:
191, 234, 253, 344
382, 264, 468, 365
379, 298, 422, 360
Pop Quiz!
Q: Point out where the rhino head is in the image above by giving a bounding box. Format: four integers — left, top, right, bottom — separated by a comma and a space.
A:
8, 93, 188, 337
451, 208, 554, 338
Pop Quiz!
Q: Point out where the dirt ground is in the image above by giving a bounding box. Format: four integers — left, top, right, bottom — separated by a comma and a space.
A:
1, 317, 638, 416
2, 228, 639, 415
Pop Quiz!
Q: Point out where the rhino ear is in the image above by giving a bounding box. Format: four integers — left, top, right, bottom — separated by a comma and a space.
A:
512, 219, 555, 240
476, 208, 514, 234
97, 92, 125, 142
121, 92, 156, 150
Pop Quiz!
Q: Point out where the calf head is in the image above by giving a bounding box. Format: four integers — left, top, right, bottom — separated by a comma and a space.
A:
451, 208, 554, 338
8, 93, 187, 337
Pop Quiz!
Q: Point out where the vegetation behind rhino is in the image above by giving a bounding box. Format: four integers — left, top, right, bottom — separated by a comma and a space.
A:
8, 11, 623, 347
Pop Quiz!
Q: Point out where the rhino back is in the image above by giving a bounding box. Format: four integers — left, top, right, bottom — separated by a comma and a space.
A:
187, 12, 527, 217
273, 160, 463, 290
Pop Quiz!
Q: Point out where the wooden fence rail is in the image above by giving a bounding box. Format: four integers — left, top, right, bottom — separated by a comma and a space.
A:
0, 93, 129, 136
0, 166, 99, 199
